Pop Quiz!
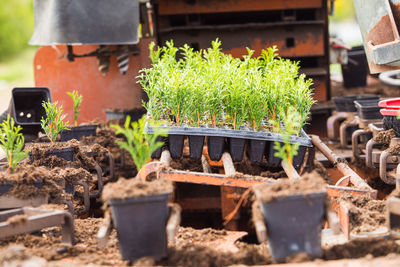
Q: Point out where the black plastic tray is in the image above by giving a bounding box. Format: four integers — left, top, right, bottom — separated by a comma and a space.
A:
354, 99, 382, 120
146, 125, 312, 165
383, 116, 400, 137
333, 95, 379, 112
60, 125, 97, 141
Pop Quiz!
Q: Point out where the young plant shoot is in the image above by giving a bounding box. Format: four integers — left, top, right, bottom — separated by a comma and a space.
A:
273, 107, 302, 172
111, 115, 167, 170
67, 90, 83, 126
41, 101, 70, 144
0, 115, 28, 170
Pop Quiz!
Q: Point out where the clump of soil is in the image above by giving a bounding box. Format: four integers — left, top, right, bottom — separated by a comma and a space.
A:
254, 171, 326, 202
0, 246, 47, 266
323, 238, 400, 260
339, 194, 387, 234
7, 215, 28, 226
170, 157, 203, 172
387, 143, 400, 155
102, 177, 173, 201
175, 227, 227, 245
373, 129, 396, 147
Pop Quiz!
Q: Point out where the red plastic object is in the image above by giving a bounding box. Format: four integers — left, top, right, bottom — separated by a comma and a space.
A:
380, 108, 400, 116
378, 98, 400, 109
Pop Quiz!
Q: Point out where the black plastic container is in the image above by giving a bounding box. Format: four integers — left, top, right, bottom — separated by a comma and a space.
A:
249, 140, 266, 163
60, 125, 97, 141
259, 191, 326, 262
341, 46, 368, 88
292, 146, 307, 169
207, 136, 225, 161
10, 87, 52, 135
109, 193, 171, 263
229, 138, 246, 162
29, 147, 75, 162
333, 95, 379, 112
354, 99, 382, 120
168, 135, 185, 159
189, 135, 204, 160
105, 108, 147, 121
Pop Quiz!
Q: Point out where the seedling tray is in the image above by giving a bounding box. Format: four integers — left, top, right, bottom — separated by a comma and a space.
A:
60, 125, 97, 142
354, 99, 382, 120
333, 95, 379, 112
146, 125, 312, 166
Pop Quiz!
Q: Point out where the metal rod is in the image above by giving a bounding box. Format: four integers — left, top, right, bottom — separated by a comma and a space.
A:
311, 135, 372, 190
352, 129, 368, 160
221, 152, 236, 176
340, 117, 358, 148
327, 112, 348, 140
281, 161, 300, 180
380, 151, 396, 185
366, 139, 378, 169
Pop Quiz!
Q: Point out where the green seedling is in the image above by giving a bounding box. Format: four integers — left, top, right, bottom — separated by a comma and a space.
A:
67, 90, 83, 126
0, 115, 28, 170
273, 107, 302, 172
111, 115, 167, 170
41, 101, 70, 144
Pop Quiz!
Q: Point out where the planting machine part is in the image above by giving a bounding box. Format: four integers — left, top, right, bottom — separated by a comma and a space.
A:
355, 99, 383, 121
0, 207, 74, 245
387, 191, 400, 239
336, 200, 389, 240
351, 119, 383, 161
9, 87, 52, 135
60, 125, 98, 142
0, 195, 48, 210
66, 180, 90, 216
366, 135, 400, 185
326, 111, 349, 141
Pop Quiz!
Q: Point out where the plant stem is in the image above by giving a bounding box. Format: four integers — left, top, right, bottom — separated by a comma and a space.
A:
197, 111, 200, 127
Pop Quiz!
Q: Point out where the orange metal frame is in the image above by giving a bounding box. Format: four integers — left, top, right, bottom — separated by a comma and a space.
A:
33, 39, 154, 123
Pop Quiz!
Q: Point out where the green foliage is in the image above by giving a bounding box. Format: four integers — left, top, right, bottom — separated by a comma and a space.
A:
67, 90, 83, 126
139, 39, 315, 130
111, 115, 167, 170
0, 0, 34, 62
273, 107, 302, 170
0, 115, 28, 170
40, 101, 70, 144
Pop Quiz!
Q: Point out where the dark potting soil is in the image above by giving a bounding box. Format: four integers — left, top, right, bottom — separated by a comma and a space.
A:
254, 171, 326, 202
339, 194, 387, 234
373, 129, 396, 147
175, 227, 227, 245
387, 143, 400, 155
311, 160, 333, 185
170, 157, 204, 172
102, 177, 173, 202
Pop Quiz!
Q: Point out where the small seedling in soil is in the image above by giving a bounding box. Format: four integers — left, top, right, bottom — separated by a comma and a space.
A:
67, 90, 83, 126
41, 101, 70, 144
111, 115, 167, 170
0, 115, 28, 170
273, 107, 302, 171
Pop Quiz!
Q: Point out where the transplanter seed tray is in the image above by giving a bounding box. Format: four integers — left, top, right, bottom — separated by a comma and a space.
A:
146, 125, 312, 168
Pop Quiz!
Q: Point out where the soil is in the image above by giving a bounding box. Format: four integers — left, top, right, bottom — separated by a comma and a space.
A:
308, 160, 333, 185
170, 157, 203, 172
175, 227, 227, 245
339, 194, 387, 234
387, 143, 400, 154
323, 238, 400, 260
7, 214, 28, 226
254, 171, 326, 202
373, 129, 396, 147
102, 178, 173, 201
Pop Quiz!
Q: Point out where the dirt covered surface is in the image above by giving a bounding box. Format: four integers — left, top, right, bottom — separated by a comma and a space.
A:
254, 171, 326, 202
102, 178, 173, 201
339, 194, 387, 234
373, 129, 396, 147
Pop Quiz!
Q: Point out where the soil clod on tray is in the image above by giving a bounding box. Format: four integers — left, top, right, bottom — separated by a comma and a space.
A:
339, 194, 387, 234
373, 129, 396, 147
253, 171, 326, 202
102, 177, 173, 201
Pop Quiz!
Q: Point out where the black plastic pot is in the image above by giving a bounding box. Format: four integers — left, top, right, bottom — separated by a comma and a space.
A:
354, 99, 382, 120
292, 146, 307, 169
60, 125, 97, 141
265, 143, 281, 167
189, 135, 204, 160
29, 147, 75, 162
249, 139, 266, 163
0, 179, 43, 195
259, 191, 326, 262
105, 108, 147, 121
207, 136, 225, 161
151, 136, 166, 159
10, 87, 52, 135
109, 193, 171, 263
341, 46, 368, 88
333, 95, 379, 112
168, 135, 185, 159
229, 138, 246, 162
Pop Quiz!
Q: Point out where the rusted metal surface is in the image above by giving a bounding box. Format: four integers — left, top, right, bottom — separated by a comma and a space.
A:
326, 112, 349, 141
221, 186, 240, 230
352, 129, 371, 161
311, 135, 374, 191
158, 23, 325, 58
0, 195, 48, 210
34, 39, 153, 123
0, 207, 74, 245
157, 0, 323, 15
339, 115, 358, 149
